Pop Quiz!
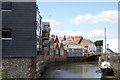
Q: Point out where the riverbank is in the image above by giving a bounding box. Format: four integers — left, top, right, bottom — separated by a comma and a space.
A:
101, 69, 120, 80
100, 54, 120, 79
45, 57, 99, 69
41, 57, 120, 79
40, 57, 100, 78
41, 59, 101, 78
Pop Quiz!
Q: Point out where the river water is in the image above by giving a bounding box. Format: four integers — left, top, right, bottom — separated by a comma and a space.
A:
42, 62, 102, 79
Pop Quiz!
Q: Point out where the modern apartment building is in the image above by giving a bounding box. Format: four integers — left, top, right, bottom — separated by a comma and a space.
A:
1, 0, 43, 78
36, 6, 43, 55
42, 22, 51, 60
1, 1, 42, 57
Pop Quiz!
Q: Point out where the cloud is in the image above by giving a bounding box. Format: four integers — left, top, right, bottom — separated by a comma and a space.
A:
51, 29, 118, 40
85, 29, 118, 39
70, 10, 118, 25
50, 30, 84, 37
85, 29, 104, 38
42, 19, 61, 27
103, 39, 118, 53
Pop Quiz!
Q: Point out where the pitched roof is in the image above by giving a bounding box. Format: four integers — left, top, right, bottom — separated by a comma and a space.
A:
80, 39, 92, 46
51, 35, 56, 40
58, 42, 64, 48
54, 35, 59, 43
66, 36, 83, 44
63, 41, 81, 46
54, 43, 59, 49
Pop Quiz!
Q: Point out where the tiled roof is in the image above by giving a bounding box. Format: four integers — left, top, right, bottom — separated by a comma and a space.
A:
63, 41, 81, 46
66, 36, 83, 44
54, 43, 59, 49
80, 39, 92, 46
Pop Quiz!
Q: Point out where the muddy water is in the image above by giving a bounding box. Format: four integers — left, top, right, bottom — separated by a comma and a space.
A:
42, 62, 102, 78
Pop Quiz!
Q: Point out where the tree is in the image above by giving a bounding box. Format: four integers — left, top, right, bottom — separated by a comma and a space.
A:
94, 40, 103, 46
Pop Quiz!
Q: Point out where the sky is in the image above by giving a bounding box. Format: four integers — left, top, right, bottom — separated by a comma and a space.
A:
37, 2, 118, 41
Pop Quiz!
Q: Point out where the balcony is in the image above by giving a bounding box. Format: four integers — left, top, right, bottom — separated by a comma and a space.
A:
42, 33, 49, 40
42, 37, 49, 40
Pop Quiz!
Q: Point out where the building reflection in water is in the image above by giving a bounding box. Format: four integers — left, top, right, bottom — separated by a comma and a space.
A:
42, 63, 102, 78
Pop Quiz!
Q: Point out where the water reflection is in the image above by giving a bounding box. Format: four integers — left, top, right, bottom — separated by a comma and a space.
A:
42, 63, 102, 78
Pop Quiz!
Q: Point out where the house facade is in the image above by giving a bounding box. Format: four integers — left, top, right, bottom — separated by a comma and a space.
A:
53, 35, 60, 59
59, 42, 65, 57
49, 35, 66, 59
54, 43, 60, 58
49, 38, 54, 59
80, 39, 96, 53
2, 1, 38, 57
63, 41, 84, 57
49, 35, 55, 59
88, 43, 96, 53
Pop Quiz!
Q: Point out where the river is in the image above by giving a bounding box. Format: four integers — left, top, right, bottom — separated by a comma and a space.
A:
41, 62, 102, 79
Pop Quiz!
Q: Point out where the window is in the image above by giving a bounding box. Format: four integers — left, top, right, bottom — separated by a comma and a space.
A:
2, 2, 12, 10
44, 25, 50, 32
56, 50, 59, 54
69, 49, 72, 52
2, 29, 12, 38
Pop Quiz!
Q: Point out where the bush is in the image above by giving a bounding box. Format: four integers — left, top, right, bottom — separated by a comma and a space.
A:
0, 67, 10, 80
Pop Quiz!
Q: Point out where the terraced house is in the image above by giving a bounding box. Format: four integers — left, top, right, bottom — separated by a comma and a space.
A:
1, 0, 43, 78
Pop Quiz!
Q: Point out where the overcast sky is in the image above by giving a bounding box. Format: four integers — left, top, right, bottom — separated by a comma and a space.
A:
38, 2, 118, 41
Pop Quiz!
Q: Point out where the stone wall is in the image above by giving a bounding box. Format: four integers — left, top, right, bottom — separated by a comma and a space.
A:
35, 55, 45, 77
110, 56, 120, 77
2, 58, 36, 78
110, 56, 119, 69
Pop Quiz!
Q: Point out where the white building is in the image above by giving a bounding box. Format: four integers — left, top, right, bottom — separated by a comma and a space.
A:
88, 43, 96, 53
63, 41, 84, 57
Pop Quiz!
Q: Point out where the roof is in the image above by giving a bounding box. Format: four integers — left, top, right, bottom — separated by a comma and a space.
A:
62, 41, 83, 48
63, 41, 80, 45
80, 39, 92, 46
66, 36, 83, 44
54, 36, 59, 43
63, 41, 81, 46
58, 42, 64, 48
54, 43, 59, 49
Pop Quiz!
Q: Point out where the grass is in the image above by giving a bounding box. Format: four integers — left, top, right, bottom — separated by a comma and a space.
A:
113, 69, 120, 78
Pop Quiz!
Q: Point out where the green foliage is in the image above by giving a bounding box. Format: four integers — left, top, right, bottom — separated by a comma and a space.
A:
0, 67, 10, 80
94, 40, 103, 46
0, 67, 2, 80
113, 69, 120, 77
